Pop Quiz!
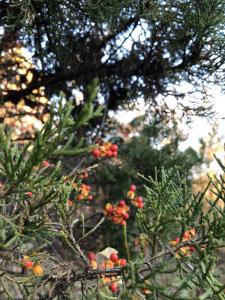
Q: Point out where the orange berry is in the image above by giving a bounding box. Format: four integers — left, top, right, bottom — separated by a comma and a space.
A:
31, 264, 44, 276
90, 260, 98, 269
105, 203, 112, 210
105, 259, 114, 269
77, 194, 84, 201
80, 184, 90, 191
170, 237, 180, 246
189, 228, 196, 237
127, 190, 135, 199
180, 246, 188, 255
102, 277, 111, 283
170, 240, 178, 246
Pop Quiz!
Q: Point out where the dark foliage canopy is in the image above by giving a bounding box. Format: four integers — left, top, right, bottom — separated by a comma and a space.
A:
1, 0, 225, 118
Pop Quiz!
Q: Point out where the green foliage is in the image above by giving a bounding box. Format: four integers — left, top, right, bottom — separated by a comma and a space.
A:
2, 2, 225, 297
92, 120, 201, 257
117, 168, 225, 299
0, 88, 225, 299
0, 87, 102, 298
75, 78, 103, 128
95, 121, 201, 201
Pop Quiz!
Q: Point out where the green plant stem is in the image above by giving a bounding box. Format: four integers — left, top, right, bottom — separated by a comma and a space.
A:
123, 223, 130, 261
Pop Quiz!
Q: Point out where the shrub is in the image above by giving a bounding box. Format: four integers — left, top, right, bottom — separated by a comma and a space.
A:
0, 98, 225, 300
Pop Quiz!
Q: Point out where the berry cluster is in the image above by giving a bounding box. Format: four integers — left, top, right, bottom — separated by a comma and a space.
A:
77, 183, 93, 201
169, 228, 196, 258
127, 184, 144, 208
91, 142, 118, 158
104, 200, 130, 225
22, 256, 44, 276
104, 184, 145, 225
67, 173, 93, 206
87, 251, 126, 294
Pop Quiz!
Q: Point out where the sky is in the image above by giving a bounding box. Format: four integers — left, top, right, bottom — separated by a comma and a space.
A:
179, 86, 225, 152
107, 21, 225, 156
112, 86, 225, 151
111, 85, 225, 176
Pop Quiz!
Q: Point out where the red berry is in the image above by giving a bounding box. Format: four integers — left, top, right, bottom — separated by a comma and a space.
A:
122, 212, 129, 220
175, 237, 180, 243
87, 252, 96, 261
183, 231, 190, 239
42, 160, 50, 167
137, 202, 144, 209
110, 144, 118, 152
88, 195, 93, 201
107, 207, 113, 214
120, 220, 126, 226
189, 246, 195, 253
23, 260, 34, 269
136, 196, 143, 203
118, 258, 127, 267
116, 209, 123, 215
112, 216, 119, 223
129, 184, 136, 192
106, 150, 113, 157
112, 151, 118, 157
25, 192, 33, 197
110, 253, 118, 262
92, 149, 100, 157
109, 283, 118, 293
118, 200, 126, 207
